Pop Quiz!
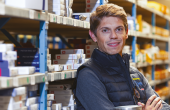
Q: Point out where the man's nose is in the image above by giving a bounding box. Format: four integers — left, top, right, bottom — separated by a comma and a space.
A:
110, 31, 118, 39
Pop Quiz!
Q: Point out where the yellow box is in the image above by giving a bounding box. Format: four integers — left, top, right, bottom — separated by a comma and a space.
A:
147, 1, 164, 13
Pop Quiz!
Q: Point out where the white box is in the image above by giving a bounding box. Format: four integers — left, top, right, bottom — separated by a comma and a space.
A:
12, 87, 27, 97
49, 84, 71, 90
22, 106, 28, 110
54, 95, 73, 101
0, 44, 14, 52
5, 0, 48, 10
55, 54, 85, 60
62, 106, 70, 110
26, 97, 39, 106
8, 67, 18, 77
47, 94, 54, 101
47, 60, 51, 66
47, 101, 53, 107
47, 65, 55, 72
52, 103, 62, 110
61, 49, 84, 54
71, 64, 81, 70
48, 0, 65, 4
47, 107, 52, 110
0, 94, 26, 104
86, 45, 97, 50
0, 51, 17, 61
27, 85, 38, 91
53, 59, 78, 64
47, 54, 51, 60
72, 13, 91, 22
27, 104, 39, 110
53, 65, 64, 71
60, 64, 72, 71
53, 100, 74, 106
49, 90, 72, 95
17, 66, 35, 75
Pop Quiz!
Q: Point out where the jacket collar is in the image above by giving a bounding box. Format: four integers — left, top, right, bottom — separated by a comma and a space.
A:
91, 49, 130, 74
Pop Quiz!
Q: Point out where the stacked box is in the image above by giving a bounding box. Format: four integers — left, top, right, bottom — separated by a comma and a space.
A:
0, 44, 18, 77
48, 0, 73, 17
49, 84, 75, 110
52, 49, 85, 70
47, 94, 54, 110
72, 13, 91, 22
15, 48, 41, 72
85, 0, 108, 12
85, 43, 98, 58
0, 87, 27, 110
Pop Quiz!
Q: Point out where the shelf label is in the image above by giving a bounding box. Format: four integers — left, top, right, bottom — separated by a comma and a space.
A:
7, 80, 9, 87
1, 78, 7, 88
43, 77, 45, 82
13, 77, 19, 87
31, 76, 35, 85
29, 10, 34, 19
51, 73, 54, 81
61, 73, 64, 79
63, 17, 66, 24
38, 13, 41, 19
56, 15, 60, 23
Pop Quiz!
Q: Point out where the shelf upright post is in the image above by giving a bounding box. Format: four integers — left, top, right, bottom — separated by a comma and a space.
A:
165, 20, 169, 69
151, 13, 156, 89
132, 3, 136, 63
36, 35, 39, 48
39, 21, 48, 110
100, 0, 104, 5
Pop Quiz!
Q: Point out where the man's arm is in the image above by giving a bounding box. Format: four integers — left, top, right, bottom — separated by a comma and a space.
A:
140, 72, 170, 110
76, 68, 114, 110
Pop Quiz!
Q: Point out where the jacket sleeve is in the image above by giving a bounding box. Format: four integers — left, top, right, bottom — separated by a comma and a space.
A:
139, 71, 170, 110
76, 67, 115, 110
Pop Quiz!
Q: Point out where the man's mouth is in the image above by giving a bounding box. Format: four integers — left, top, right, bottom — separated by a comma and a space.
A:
108, 42, 120, 47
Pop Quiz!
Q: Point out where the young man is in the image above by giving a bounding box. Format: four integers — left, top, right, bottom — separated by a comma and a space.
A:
73, 4, 170, 110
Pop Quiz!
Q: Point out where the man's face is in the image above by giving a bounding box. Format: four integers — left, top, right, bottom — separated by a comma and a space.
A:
89, 16, 128, 56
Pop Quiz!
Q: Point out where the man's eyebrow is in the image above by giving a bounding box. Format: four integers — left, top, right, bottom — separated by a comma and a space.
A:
116, 26, 124, 28
99, 27, 110, 30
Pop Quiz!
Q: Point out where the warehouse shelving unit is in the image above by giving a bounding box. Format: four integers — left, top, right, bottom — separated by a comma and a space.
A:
0, 0, 170, 109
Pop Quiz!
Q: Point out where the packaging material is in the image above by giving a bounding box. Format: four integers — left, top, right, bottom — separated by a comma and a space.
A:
0, 60, 15, 68
47, 60, 51, 66
137, 15, 142, 32
49, 84, 71, 90
5, 0, 48, 10
142, 21, 151, 34
47, 65, 55, 72
147, 1, 164, 13
60, 64, 72, 71
47, 54, 51, 60
86, 49, 94, 55
47, 94, 54, 101
71, 64, 81, 70
16, 66, 35, 75
28, 91, 37, 97
127, 17, 135, 31
0, 94, 26, 103
52, 103, 62, 110
55, 54, 85, 60
47, 107, 52, 110
0, 51, 17, 61
22, 106, 28, 110
53, 65, 64, 71
137, 0, 147, 6
72, 13, 91, 22
62, 106, 70, 110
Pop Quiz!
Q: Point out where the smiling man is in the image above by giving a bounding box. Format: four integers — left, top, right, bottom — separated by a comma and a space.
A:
73, 3, 170, 110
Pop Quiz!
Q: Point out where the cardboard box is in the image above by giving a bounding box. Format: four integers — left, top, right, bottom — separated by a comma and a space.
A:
27, 104, 39, 110
71, 64, 81, 70
0, 44, 14, 52
22, 106, 28, 110
5, 0, 48, 10
49, 84, 71, 90
47, 60, 51, 66
61, 49, 84, 54
55, 54, 85, 60
47, 101, 53, 107
53, 59, 78, 64
0, 60, 15, 68
62, 106, 70, 110
49, 90, 72, 95
86, 53, 91, 58
0, 67, 18, 77
60, 64, 72, 71
86, 49, 94, 54
27, 85, 38, 91
17, 66, 35, 75
28, 91, 37, 97
53, 65, 64, 71
47, 94, 54, 101
26, 97, 39, 106
0, 87, 26, 97
0, 94, 26, 103
52, 103, 62, 110
47, 65, 55, 72
85, 45, 97, 50
47, 107, 52, 110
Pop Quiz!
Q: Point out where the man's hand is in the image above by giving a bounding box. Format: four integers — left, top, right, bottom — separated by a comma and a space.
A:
138, 95, 163, 110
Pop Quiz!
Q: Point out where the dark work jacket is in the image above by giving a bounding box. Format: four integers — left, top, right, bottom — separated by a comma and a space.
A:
72, 49, 165, 110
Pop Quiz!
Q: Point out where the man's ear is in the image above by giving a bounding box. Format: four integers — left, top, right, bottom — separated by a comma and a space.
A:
125, 28, 128, 39
89, 30, 97, 42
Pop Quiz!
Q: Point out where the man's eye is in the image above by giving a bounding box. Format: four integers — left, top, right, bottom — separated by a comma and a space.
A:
102, 29, 109, 33
116, 28, 123, 31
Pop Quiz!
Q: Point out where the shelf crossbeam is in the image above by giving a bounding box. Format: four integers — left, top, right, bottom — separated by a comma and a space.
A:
0, 18, 10, 29
57, 34, 73, 48
1, 29, 22, 47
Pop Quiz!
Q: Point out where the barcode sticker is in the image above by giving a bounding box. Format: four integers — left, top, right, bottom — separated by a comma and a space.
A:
31, 76, 35, 85
51, 73, 54, 81
29, 10, 34, 19
13, 77, 19, 87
